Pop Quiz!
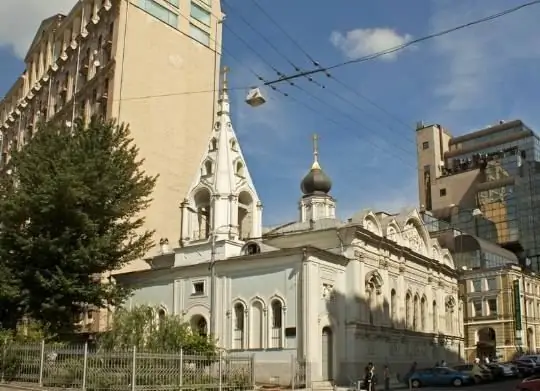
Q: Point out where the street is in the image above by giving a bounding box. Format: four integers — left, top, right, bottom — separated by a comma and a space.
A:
405, 378, 521, 390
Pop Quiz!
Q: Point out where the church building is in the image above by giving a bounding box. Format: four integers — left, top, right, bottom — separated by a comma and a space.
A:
115, 68, 464, 386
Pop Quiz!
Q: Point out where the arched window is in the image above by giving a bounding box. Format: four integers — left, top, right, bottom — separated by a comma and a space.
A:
413, 295, 419, 330
405, 293, 412, 329
420, 296, 427, 331
233, 302, 245, 349
270, 299, 283, 348
432, 300, 438, 332
157, 308, 166, 328
390, 289, 397, 326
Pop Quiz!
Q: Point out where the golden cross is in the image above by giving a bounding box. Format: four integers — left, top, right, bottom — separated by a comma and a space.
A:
221, 66, 229, 89
312, 133, 319, 162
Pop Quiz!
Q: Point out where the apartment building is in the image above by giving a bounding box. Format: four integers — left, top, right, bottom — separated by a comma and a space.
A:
416, 120, 540, 270
0, 0, 223, 332
460, 264, 540, 361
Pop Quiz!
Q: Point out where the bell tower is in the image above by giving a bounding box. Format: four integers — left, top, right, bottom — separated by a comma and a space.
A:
180, 67, 262, 245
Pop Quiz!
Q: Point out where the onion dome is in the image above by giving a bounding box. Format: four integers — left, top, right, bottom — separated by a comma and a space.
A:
300, 134, 332, 195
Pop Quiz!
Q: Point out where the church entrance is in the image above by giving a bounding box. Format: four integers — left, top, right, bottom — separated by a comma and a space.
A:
321, 327, 334, 380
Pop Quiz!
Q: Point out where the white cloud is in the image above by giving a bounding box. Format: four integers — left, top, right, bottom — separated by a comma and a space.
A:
330, 28, 412, 61
0, 0, 76, 58
430, 0, 540, 111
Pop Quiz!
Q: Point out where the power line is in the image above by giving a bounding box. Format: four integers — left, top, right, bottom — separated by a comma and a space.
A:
246, 0, 417, 142
263, 0, 540, 86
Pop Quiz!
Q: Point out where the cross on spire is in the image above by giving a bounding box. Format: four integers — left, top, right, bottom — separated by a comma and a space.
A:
311, 133, 321, 170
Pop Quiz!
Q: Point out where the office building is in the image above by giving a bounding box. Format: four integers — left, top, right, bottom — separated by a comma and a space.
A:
416, 119, 540, 269
0, 0, 223, 331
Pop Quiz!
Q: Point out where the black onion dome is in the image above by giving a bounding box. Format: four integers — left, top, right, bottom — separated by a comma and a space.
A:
300, 162, 332, 195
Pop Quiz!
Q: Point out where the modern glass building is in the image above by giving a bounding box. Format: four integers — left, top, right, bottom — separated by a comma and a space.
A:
416, 119, 540, 270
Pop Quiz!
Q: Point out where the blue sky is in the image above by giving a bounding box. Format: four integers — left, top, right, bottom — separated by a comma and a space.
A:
1, 0, 540, 226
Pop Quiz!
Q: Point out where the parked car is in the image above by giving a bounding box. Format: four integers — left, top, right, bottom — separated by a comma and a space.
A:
488, 362, 519, 378
453, 363, 491, 383
403, 367, 473, 388
515, 374, 540, 390
514, 359, 538, 377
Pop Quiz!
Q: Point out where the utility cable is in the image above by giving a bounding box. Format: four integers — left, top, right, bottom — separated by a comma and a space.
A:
263, 0, 540, 86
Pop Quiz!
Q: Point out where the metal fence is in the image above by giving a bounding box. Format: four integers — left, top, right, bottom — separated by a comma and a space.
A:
0, 342, 254, 391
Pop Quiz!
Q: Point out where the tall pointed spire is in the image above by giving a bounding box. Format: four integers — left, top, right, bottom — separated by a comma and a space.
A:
181, 66, 263, 245
217, 66, 230, 115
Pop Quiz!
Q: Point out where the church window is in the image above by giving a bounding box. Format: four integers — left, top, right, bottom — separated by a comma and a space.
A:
192, 281, 205, 295
203, 160, 213, 176
390, 289, 397, 326
233, 302, 245, 349
250, 300, 264, 349
238, 191, 254, 240
157, 308, 166, 328
209, 138, 217, 151
243, 242, 261, 255
420, 296, 427, 331
432, 300, 438, 332
193, 188, 211, 240
235, 161, 245, 177
413, 294, 419, 330
405, 293, 412, 329
270, 299, 283, 348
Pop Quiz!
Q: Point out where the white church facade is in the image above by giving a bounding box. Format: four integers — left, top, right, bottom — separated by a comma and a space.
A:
115, 68, 464, 386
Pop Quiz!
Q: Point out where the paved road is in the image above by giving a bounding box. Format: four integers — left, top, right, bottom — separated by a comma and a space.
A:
406, 378, 520, 390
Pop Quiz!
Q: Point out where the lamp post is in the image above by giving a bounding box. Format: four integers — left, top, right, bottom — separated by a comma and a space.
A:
186, 206, 230, 338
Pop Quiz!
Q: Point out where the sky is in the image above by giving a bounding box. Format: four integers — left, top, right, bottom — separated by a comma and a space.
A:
1, 0, 540, 226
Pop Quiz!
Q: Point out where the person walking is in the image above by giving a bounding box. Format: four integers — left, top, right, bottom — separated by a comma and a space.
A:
383, 365, 390, 391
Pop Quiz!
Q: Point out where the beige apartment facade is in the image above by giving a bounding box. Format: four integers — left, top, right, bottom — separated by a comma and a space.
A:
461, 264, 540, 362
0, 0, 223, 332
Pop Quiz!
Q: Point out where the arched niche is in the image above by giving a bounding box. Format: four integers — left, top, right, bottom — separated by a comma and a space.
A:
237, 191, 254, 240
192, 187, 212, 240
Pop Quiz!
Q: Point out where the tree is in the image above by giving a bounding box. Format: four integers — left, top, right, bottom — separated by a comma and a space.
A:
0, 118, 156, 333
99, 305, 217, 354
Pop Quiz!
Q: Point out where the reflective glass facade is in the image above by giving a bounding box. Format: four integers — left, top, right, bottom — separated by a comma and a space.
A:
447, 123, 540, 270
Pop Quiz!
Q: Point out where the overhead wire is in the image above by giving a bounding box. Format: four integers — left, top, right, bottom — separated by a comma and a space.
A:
262, 0, 540, 85
248, 0, 416, 137
220, 1, 421, 167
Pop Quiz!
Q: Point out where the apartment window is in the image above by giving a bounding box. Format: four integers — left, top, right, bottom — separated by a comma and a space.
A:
487, 277, 497, 291
190, 23, 210, 46
472, 279, 482, 292
139, 0, 178, 28
439, 188, 447, 197
487, 298, 497, 316
473, 300, 482, 316
422, 141, 429, 150
191, 2, 211, 26
192, 281, 205, 295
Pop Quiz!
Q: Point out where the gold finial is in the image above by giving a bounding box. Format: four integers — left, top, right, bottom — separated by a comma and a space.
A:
221, 66, 229, 90
311, 133, 321, 170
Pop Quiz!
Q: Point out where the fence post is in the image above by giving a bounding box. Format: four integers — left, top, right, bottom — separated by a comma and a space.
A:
218, 350, 223, 391
131, 346, 137, 391
251, 354, 256, 390
82, 342, 88, 391
290, 355, 295, 390
38, 340, 45, 386
179, 348, 183, 387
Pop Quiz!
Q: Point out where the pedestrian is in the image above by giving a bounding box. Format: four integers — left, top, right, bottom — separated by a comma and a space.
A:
383, 365, 390, 391
364, 365, 373, 391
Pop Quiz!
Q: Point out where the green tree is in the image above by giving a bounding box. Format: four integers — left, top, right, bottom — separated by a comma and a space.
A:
99, 305, 217, 354
0, 118, 156, 333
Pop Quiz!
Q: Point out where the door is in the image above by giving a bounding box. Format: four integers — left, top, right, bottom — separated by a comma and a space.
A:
321, 327, 333, 380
